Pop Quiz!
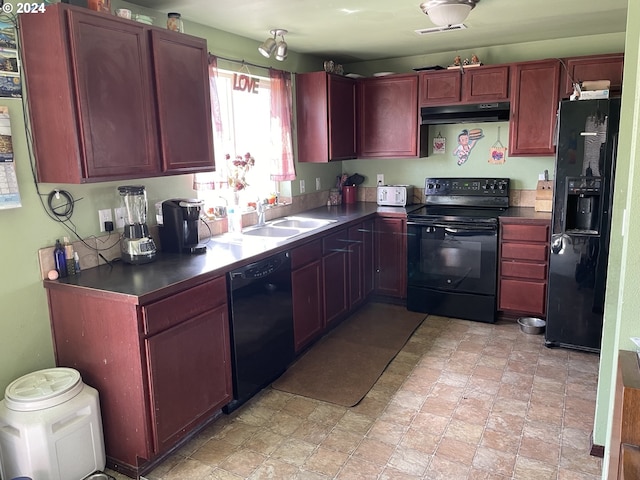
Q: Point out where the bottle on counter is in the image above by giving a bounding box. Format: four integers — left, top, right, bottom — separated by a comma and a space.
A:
63, 237, 75, 276
74, 251, 81, 274
53, 239, 67, 278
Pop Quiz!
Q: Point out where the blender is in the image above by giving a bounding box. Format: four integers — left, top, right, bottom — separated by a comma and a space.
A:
117, 185, 157, 264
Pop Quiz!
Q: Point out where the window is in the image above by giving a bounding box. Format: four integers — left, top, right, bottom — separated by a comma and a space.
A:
195, 68, 276, 210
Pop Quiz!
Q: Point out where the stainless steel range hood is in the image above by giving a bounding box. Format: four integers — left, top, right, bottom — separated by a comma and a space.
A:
421, 102, 510, 125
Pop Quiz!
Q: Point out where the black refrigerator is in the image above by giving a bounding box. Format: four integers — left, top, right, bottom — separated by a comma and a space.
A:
545, 98, 620, 352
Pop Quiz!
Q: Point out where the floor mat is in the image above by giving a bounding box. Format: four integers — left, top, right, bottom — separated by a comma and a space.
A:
272, 303, 426, 406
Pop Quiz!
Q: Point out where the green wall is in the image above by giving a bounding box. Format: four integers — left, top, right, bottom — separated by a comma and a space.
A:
342, 122, 554, 190
0, 6, 637, 472
598, 0, 640, 474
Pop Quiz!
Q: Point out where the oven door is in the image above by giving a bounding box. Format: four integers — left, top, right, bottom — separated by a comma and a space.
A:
407, 219, 498, 322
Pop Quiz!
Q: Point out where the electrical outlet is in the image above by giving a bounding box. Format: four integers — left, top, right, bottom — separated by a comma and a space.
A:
114, 207, 126, 229
377, 174, 384, 185
315, 177, 321, 190
98, 209, 113, 233
300, 179, 305, 194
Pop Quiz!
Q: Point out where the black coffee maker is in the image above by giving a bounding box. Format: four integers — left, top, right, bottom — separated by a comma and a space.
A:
159, 199, 207, 254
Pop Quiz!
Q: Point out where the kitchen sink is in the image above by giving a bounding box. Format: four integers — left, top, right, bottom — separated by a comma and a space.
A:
270, 217, 336, 229
242, 226, 303, 238
240, 216, 337, 240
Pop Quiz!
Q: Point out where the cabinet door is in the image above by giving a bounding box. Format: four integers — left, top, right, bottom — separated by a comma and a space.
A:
322, 229, 349, 325
509, 60, 560, 156
498, 220, 551, 317
296, 72, 356, 163
323, 251, 348, 327
374, 217, 407, 298
462, 65, 510, 103
358, 75, 419, 158
151, 30, 215, 173
419, 70, 461, 106
292, 259, 324, 352
498, 278, 547, 317
296, 71, 330, 163
68, 10, 160, 179
348, 224, 364, 309
146, 304, 232, 453
328, 75, 357, 160
362, 219, 375, 297
561, 53, 624, 98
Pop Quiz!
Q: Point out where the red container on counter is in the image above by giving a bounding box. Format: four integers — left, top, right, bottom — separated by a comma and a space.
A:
342, 185, 357, 204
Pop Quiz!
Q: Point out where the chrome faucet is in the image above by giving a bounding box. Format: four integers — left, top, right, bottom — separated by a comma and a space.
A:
256, 200, 267, 226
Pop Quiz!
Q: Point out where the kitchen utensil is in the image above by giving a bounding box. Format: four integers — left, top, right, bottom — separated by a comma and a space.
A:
342, 185, 357, 204
346, 173, 365, 186
117, 185, 157, 264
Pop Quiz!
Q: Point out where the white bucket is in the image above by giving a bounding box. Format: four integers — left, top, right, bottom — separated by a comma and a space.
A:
0, 367, 105, 480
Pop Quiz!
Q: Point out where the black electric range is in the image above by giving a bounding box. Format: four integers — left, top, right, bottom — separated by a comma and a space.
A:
406, 177, 510, 323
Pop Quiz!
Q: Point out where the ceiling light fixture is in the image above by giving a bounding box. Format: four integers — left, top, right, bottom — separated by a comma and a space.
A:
258, 29, 288, 61
419, 0, 478, 27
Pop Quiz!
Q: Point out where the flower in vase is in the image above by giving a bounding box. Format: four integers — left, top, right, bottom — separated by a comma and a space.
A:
226, 152, 255, 192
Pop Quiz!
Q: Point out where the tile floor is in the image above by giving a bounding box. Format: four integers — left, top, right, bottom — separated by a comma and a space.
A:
107, 313, 603, 480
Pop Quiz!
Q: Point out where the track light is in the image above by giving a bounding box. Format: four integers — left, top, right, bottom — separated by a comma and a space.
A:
258, 36, 276, 58
258, 29, 288, 61
275, 39, 288, 61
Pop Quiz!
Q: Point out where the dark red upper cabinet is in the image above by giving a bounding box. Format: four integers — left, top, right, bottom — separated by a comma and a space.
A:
358, 74, 419, 158
150, 30, 215, 173
419, 65, 509, 106
462, 65, 510, 103
419, 70, 461, 106
19, 4, 214, 183
296, 72, 357, 163
560, 53, 624, 98
509, 59, 561, 157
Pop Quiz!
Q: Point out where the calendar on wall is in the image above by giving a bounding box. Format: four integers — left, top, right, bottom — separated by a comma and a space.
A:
0, 106, 21, 209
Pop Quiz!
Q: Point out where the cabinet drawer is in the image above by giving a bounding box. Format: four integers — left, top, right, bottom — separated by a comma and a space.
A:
323, 229, 350, 255
501, 260, 547, 280
502, 242, 548, 262
501, 223, 549, 242
291, 240, 322, 269
143, 276, 226, 335
499, 278, 547, 316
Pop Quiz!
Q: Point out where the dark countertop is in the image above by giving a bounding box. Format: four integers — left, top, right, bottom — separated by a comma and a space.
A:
45, 202, 547, 304
45, 202, 412, 304
501, 206, 552, 221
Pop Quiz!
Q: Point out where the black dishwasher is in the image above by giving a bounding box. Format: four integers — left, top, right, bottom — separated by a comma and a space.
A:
224, 251, 294, 413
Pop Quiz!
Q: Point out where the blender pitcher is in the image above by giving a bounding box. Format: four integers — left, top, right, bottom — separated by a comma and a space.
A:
117, 185, 157, 264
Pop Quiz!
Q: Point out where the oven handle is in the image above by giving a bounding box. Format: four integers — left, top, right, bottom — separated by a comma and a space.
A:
407, 221, 497, 233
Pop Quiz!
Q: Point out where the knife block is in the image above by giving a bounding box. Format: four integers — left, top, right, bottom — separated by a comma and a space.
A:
535, 180, 553, 212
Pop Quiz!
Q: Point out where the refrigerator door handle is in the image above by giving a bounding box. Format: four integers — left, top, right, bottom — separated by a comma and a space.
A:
551, 233, 568, 255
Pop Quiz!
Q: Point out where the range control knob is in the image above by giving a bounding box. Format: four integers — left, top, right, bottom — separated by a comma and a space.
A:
427, 183, 434, 190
